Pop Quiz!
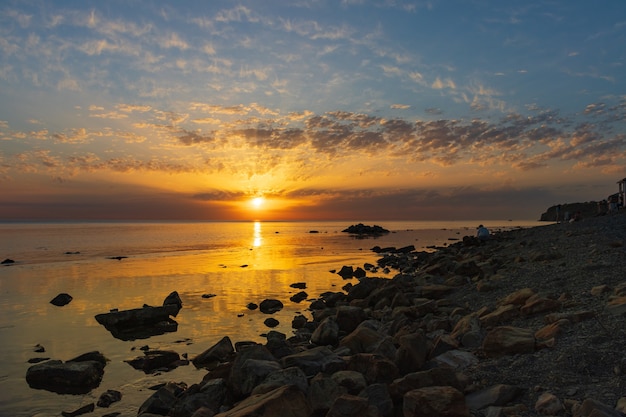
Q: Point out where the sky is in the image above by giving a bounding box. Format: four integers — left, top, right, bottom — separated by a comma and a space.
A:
1, 0, 625, 221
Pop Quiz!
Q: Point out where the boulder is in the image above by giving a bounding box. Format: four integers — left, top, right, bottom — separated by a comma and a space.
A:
259, 299, 284, 314
358, 383, 393, 417
335, 306, 367, 333
94, 304, 180, 341
50, 293, 73, 307
338, 265, 354, 279
97, 389, 122, 407
481, 326, 536, 357
325, 394, 371, 417
252, 366, 309, 395
289, 291, 308, 303
311, 316, 339, 346
192, 336, 235, 369
138, 382, 187, 416
125, 349, 183, 373
280, 346, 345, 377
214, 385, 311, 417
308, 373, 348, 414
331, 370, 367, 395
403, 386, 469, 417
394, 333, 431, 374
465, 384, 524, 411
26, 356, 105, 394
163, 291, 183, 315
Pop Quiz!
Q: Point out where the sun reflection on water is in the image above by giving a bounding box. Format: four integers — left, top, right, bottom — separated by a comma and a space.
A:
253, 221, 262, 247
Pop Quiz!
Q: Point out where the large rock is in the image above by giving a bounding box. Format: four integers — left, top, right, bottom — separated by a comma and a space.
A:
214, 385, 311, 417
259, 299, 284, 314
192, 336, 235, 369
138, 382, 187, 416
50, 293, 73, 307
252, 366, 309, 395
125, 349, 183, 373
465, 384, 524, 411
481, 326, 536, 357
280, 346, 345, 377
394, 333, 431, 374
389, 367, 467, 399
403, 386, 469, 417
227, 345, 278, 399
94, 304, 180, 341
26, 352, 106, 394
308, 373, 348, 414
311, 316, 340, 346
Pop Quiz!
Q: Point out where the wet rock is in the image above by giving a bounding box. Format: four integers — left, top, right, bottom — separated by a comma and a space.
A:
264, 317, 280, 328
125, 349, 184, 373
50, 293, 73, 306
394, 333, 431, 375
26, 356, 105, 394
259, 299, 284, 314
97, 389, 122, 407
289, 291, 308, 303
338, 265, 354, 279
228, 345, 278, 398
192, 336, 234, 369
1, 258, 15, 265
94, 304, 180, 341
138, 382, 187, 416
290, 282, 307, 289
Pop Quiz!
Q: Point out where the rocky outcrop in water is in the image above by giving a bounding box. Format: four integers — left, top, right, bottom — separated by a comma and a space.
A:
94, 291, 182, 341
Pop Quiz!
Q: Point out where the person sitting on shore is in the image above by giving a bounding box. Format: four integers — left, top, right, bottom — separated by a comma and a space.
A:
476, 224, 490, 241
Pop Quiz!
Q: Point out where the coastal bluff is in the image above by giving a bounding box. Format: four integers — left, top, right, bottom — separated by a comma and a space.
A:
53, 212, 626, 417
540, 201, 601, 221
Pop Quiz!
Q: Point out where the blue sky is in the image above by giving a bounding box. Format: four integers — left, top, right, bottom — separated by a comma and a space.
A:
0, 1, 625, 221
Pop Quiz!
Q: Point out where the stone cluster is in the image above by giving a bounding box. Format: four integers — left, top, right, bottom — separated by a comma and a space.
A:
26, 213, 626, 417
131, 213, 626, 417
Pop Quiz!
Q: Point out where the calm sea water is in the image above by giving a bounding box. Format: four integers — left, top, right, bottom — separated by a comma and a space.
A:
0, 220, 541, 416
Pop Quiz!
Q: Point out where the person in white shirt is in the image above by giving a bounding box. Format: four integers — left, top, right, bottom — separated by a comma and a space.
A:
476, 225, 490, 241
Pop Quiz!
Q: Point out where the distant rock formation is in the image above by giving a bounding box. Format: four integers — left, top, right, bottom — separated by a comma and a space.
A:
540, 201, 601, 221
342, 223, 390, 236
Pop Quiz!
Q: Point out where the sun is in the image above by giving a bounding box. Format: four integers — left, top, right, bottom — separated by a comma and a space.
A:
251, 196, 265, 209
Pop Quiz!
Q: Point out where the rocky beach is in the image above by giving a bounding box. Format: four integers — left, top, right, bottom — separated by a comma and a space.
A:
28, 212, 626, 417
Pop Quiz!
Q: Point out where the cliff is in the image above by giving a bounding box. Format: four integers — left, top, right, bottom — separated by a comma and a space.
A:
539, 201, 603, 221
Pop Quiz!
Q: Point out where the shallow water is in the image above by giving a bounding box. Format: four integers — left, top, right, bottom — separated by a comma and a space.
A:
0, 220, 540, 416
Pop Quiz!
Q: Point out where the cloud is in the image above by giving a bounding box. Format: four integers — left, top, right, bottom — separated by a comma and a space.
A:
431, 77, 456, 90
159, 32, 189, 50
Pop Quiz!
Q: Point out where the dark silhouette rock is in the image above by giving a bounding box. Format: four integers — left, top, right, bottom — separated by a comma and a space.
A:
192, 336, 234, 369
259, 299, 283, 314
94, 292, 182, 341
342, 223, 390, 236
1, 258, 15, 265
125, 349, 184, 373
97, 389, 122, 407
289, 291, 308, 303
26, 352, 106, 394
50, 293, 73, 307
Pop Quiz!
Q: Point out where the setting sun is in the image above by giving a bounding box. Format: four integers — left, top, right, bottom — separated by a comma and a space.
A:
251, 196, 265, 209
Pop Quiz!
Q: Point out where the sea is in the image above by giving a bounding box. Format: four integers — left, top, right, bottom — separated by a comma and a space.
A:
0, 220, 543, 416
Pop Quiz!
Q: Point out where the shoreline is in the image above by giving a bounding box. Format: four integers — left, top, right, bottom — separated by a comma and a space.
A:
23, 213, 626, 416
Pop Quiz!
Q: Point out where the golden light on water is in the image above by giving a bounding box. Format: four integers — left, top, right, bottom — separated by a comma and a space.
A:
253, 221, 262, 247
